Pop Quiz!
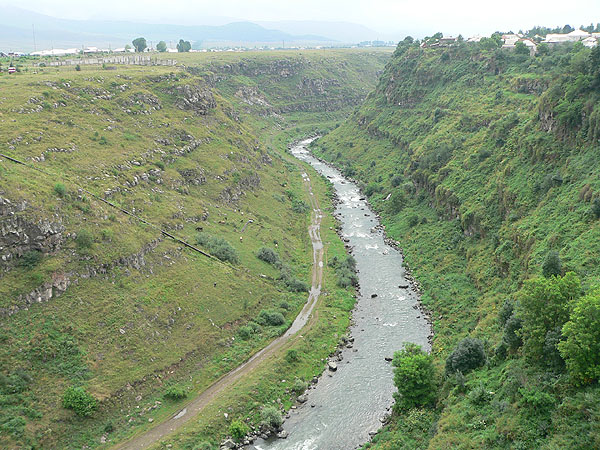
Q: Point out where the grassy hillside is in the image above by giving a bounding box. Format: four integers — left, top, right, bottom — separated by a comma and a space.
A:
314, 40, 600, 449
0, 49, 389, 449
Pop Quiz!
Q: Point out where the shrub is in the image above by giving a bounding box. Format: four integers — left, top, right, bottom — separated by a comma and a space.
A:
386, 190, 406, 214
445, 337, 486, 375
292, 200, 310, 214
469, 384, 492, 405
238, 325, 254, 340
257, 247, 280, 265
229, 420, 249, 442
285, 277, 309, 292
559, 289, 600, 385
498, 299, 515, 327
261, 405, 283, 429
257, 310, 285, 326
328, 256, 358, 288
54, 183, 66, 197
62, 386, 98, 417
407, 215, 419, 227
164, 384, 187, 400
392, 343, 437, 410
502, 314, 523, 351
76, 230, 94, 249
592, 199, 600, 219
75, 64, 81, 71
292, 378, 308, 394
286, 349, 299, 363
18, 250, 42, 268
542, 251, 562, 278
195, 233, 239, 264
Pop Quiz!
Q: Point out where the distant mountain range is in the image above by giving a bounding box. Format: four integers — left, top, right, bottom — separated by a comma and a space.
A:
0, 6, 389, 52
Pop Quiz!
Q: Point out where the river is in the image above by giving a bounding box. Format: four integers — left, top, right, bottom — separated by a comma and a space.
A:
250, 138, 432, 450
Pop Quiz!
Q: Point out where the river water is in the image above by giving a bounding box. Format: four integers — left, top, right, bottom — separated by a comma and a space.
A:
251, 138, 431, 450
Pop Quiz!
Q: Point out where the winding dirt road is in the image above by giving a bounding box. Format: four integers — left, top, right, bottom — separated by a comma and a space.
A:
112, 153, 325, 450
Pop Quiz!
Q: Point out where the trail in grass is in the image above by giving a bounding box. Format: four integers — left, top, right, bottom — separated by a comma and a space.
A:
111, 141, 326, 450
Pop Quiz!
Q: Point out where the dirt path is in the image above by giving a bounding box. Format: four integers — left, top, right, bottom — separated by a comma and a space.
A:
112, 162, 325, 450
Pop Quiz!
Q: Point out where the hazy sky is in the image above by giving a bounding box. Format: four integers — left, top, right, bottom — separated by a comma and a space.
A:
3, 0, 600, 37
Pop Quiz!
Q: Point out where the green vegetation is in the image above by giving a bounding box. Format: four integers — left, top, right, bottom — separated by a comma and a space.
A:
314, 36, 600, 449
0, 48, 388, 448
229, 419, 249, 442
392, 344, 437, 411
62, 386, 98, 417
156, 41, 167, 53
260, 405, 283, 429
195, 232, 239, 264
132, 37, 147, 52
177, 39, 192, 53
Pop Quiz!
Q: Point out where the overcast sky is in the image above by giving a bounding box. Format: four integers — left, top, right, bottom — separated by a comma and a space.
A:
2, 0, 600, 37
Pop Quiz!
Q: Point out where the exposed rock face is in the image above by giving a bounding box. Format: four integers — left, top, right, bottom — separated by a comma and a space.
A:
297, 77, 340, 95
235, 86, 271, 107
218, 173, 261, 204
0, 196, 65, 266
177, 168, 206, 186
170, 84, 216, 114
0, 238, 166, 317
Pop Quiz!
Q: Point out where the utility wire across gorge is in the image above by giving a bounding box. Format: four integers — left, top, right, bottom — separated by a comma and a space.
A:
0, 151, 235, 267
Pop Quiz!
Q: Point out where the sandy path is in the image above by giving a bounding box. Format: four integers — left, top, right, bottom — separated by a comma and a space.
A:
112, 160, 325, 450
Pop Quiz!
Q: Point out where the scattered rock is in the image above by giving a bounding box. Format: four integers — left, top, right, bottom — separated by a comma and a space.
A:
328, 362, 337, 372
277, 430, 289, 439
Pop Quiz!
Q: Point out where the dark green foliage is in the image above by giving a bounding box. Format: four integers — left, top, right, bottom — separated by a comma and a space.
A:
503, 314, 523, 351
75, 64, 81, 71
164, 384, 187, 400
445, 337, 486, 375
328, 255, 358, 288
364, 182, 382, 197
386, 190, 406, 214
177, 39, 192, 52
229, 420, 249, 442
498, 299, 515, 327
285, 349, 299, 363
559, 289, 600, 385
392, 343, 437, 410
260, 405, 283, 429
76, 230, 94, 249
257, 247, 280, 265
407, 215, 419, 227
257, 309, 285, 326
62, 386, 97, 417
391, 175, 403, 187
195, 232, 239, 263
542, 251, 562, 278
132, 37, 147, 52
18, 250, 42, 268
518, 272, 580, 360
591, 199, 600, 219
156, 41, 167, 52
292, 378, 308, 394
54, 182, 66, 197
291, 199, 310, 214
284, 277, 309, 292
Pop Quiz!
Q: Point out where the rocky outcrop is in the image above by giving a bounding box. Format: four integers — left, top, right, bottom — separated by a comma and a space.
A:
0, 238, 167, 317
177, 168, 206, 186
218, 173, 261, 204
0, 196, 65, 266
170, 84, 216, 114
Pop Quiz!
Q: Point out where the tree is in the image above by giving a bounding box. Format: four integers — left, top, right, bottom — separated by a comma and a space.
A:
260, 405, 283, 429
445, 337, 487, 375
229, 420, 249, 442
518, 272, 581, 360
132, 37, 147, 53
542, 251, 562, 278
177, 39, 191, 52
392, 343, 437, 410
559, 289, 600, 385
156, 41, 167, 52
514, 41, 529, 55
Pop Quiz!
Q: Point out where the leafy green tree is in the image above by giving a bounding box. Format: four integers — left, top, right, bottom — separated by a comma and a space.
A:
559, 289, 600, 385
392, 343, 437, 410
132, 37, 147, 53
518, 272, 581, 359
260, 405, 283, 429
542, 251, 562, 278
177, 39, 192, 52
156, 41, 167, 52
514, 41, 529, 55
76, 229, 94, 249
62, 386, 98, 416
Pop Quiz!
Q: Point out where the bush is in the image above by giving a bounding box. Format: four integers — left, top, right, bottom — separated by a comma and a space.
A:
407, 215, 420, 227
386, 190, 406, 214
229, 420, 249, 442
328, 256, 358, 288
292, 200, 310, 214
257, 247, 280, 265
75, 64, 81, 71
76, 230, 94, 249
542, 251, 562, 278
261, 405, 283, 429
285, 277, 309, 292
195, 233, 239, 264
18, 250, 42, 268
54, 183, 66, 197
164, 385, 187, 400
292, 378, 308, 394
62, 386, 98, 417
592, 199, 600, 219
559, 289, 600, 385
285, 349, 299, 363
445, 337, 486, 375
392, 343, 437, 410
257, 310, 285, 326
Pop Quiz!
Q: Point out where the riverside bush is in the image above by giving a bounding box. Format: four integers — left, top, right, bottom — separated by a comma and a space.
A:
392, 343, 437, 410
257, 309, 285, 326
195, 233, 239, 264
260, 405, 283, 429
164, 384, 187, 400
229, 420, 249, 442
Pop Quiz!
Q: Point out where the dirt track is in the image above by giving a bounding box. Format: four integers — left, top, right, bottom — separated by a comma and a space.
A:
112, 161, 325, 450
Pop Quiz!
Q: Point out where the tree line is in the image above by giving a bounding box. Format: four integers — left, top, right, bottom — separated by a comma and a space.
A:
131, 37, 193, 53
